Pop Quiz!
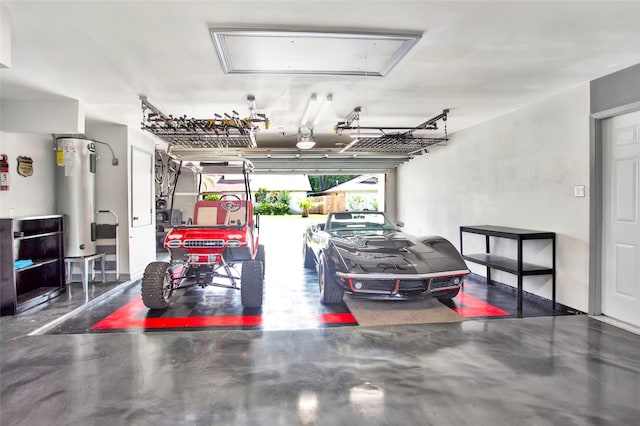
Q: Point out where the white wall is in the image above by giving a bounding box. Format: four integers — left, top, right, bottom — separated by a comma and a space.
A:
85, 122, 158, 281
397, 84, 591, 311
85, 122, 130, 277
0, 132, 56, 217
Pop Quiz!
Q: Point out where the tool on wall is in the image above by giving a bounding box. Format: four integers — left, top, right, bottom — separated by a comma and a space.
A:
0, 154, 9, 191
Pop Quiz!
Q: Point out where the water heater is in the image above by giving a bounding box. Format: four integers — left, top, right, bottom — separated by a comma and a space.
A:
55, 137, 96, 257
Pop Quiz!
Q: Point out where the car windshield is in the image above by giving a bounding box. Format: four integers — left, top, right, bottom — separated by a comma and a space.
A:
326, 211, 396, 235
161, 158, 252, 228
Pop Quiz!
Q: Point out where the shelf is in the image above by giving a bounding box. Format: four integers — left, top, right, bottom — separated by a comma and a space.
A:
460, 225, 556, 317
459, 225, 555, 240
1, 215, 65, 315
462, 254, 553, 275
15, 258, 59, 272
14, 231, 62, 240
16, 287, 65, 313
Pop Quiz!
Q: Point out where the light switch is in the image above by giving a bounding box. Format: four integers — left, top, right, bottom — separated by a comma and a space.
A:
574, 185, 585, 197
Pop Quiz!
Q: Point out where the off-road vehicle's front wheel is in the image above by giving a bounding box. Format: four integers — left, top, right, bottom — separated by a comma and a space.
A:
255, 244, 266, 278
241, 260, 264, 308
141, 261, 173, 309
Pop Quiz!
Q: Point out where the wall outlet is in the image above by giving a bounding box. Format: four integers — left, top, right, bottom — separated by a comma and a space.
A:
574, 185, 585, 197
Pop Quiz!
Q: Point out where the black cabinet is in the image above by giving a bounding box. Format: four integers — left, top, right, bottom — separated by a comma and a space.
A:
0, 215, 65, 315
459, 225, 556, 316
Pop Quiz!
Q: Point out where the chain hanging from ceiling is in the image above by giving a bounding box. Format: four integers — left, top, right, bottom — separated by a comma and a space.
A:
335, 108, 449, 154
140, 95, 269, 150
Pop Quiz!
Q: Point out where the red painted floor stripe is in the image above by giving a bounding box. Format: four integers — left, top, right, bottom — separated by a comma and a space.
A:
91, 296, 357, 330
317, 313, 357, 324
91, 290, 507, 330
91, 297, 147, 329
91, 297, 263, 329
452, 291, 510, 317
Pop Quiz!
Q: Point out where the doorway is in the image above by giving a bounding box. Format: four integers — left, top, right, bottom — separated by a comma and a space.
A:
600, 110, 640, 327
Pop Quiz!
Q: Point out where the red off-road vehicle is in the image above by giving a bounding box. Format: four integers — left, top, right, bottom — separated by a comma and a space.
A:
142, 157, 265, 309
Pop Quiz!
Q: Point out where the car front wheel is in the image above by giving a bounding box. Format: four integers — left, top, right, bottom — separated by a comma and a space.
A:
141, 261, 173, 309
435, 288, 460, 301
303, 241, 315, 269
241, 260, 264, 308
255, 244, 266, 278
319, 254, 343, 305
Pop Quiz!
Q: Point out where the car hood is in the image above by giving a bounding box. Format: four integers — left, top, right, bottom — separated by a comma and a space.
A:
329, 231, 468, 275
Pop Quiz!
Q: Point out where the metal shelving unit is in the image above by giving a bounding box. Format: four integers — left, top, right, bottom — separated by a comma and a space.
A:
1, 215, 65, 315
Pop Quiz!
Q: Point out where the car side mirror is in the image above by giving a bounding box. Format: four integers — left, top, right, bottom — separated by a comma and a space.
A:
396, 221, 405, 228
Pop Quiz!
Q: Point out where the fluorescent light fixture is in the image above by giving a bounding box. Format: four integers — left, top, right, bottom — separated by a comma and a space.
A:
312, 94, 333, 126
210, 29, 421, 76
301, 94, 318, 127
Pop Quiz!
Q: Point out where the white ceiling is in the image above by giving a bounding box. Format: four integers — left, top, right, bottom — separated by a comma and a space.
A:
1, 1, 639, 171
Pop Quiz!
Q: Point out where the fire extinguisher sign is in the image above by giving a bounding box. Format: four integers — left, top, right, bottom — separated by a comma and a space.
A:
1, 154, 9, 191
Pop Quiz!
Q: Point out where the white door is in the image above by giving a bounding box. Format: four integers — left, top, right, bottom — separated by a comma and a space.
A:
602, 110, 640, 327
129, 145, 156, 278
130, 146, 153, 227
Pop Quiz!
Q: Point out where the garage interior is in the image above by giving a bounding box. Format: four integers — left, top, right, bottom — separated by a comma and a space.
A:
1, 1, 640, 424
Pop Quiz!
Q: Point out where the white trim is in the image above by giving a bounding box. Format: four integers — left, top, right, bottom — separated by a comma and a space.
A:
27, 280, 136, 336
591, 315, 640, 336
591, 101, 640, 119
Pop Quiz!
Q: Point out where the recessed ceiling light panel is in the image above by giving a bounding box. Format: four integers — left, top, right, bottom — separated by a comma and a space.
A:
210, 29, 421, 76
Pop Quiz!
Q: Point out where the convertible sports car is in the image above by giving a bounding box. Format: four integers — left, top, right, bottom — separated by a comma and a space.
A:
303, 211, 469, 304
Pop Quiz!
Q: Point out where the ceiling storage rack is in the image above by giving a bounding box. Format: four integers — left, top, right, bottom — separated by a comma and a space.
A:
335, 108, 450, 154
140, 95, 268, 150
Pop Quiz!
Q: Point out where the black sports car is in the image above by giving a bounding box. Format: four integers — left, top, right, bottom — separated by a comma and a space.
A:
303, 211, 469, 304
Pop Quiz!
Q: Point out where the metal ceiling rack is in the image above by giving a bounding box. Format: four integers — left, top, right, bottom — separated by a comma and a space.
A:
140, 95, 268, 150
335, 108, 450, 154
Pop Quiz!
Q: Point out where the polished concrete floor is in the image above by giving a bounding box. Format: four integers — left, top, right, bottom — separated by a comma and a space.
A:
2, 216, 640, 425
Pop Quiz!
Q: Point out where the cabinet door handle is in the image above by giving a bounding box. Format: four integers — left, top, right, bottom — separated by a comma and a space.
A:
133, 216, 139, 221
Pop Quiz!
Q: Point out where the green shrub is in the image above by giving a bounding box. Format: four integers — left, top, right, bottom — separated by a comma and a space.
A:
274, 202, 290, 215
298, 198, 313, 217
255, 187, 269, 203
256, 202, 273, 215
253, 189, 292, 215
276, 190, 291, 205
266, 193, 277, 203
